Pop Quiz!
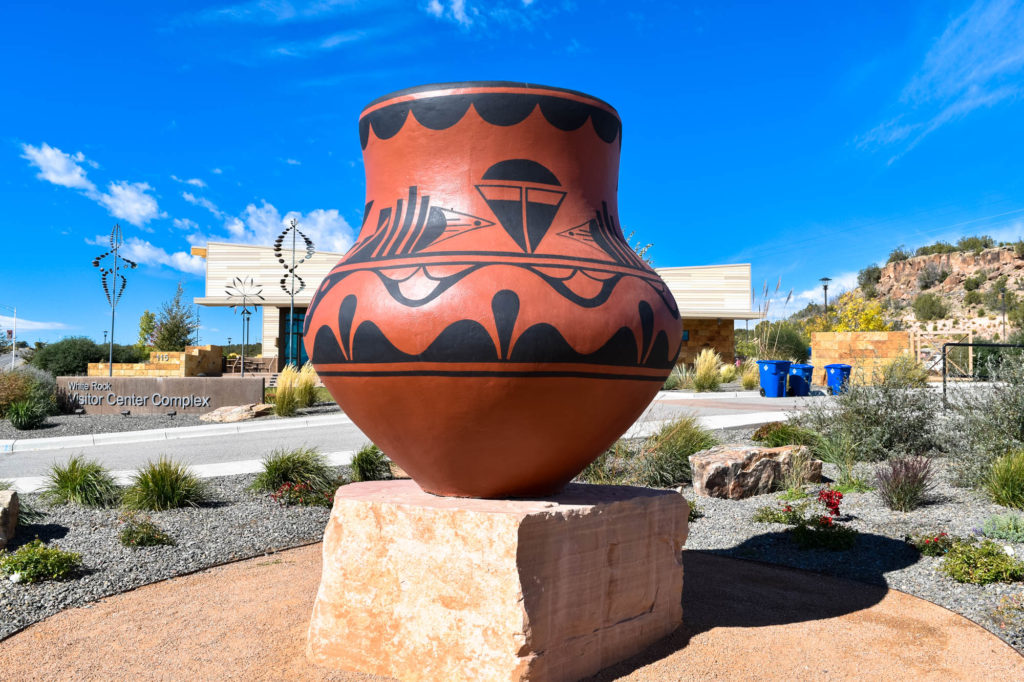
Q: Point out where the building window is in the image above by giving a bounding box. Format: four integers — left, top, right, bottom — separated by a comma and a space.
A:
681, 330, 690, 342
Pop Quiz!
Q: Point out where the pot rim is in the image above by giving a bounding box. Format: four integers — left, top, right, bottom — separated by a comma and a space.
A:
361, 81, 618, 117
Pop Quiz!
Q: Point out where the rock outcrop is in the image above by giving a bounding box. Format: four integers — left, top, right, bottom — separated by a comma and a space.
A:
690, 444, 822, 499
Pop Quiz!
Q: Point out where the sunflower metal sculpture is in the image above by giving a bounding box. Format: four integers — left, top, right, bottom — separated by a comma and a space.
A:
225, 276, 264, 377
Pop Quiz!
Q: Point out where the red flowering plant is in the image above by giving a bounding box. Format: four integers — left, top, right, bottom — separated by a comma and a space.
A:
753, 486, 857, 551
906, 531, 955, 557
271, 481, 334, 508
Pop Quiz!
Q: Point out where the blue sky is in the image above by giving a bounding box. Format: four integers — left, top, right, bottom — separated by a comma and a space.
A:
2, 0, 1024, 343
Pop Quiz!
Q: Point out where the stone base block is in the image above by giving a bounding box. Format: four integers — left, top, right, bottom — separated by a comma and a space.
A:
306, 480, 688, 682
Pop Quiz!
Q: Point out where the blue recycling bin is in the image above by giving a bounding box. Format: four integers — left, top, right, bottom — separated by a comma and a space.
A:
758, 360, 792, 398
788, 363, 814, 397
825, 363, 852, 395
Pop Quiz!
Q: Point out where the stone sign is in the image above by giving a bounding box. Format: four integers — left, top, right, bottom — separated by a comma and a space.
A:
57, 376, 264, 415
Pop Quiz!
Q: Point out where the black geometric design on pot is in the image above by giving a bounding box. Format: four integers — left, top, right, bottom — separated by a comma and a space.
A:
559, 201, 645, 269
476, 160, 565, 253
371, 264, 484, 308
347, 187, 495, 262
491, 290, 520, 360
359, 92, 621, 149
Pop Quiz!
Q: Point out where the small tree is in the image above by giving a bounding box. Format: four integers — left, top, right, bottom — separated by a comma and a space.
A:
913, 293, 948, 321
136, 310, 156, 354
153, 283, 199, 352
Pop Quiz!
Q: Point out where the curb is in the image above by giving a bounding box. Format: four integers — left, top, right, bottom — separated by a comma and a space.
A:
1, 412, 355, 454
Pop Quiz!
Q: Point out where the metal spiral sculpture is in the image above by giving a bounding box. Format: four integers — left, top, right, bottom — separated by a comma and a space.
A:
274, 218, 316, 365
91, 224, 137, 376
225, 276, 264, 377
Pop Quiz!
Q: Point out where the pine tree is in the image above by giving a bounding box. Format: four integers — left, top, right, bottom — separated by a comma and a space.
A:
136, 310, 156, 352
153, 283, 199, 352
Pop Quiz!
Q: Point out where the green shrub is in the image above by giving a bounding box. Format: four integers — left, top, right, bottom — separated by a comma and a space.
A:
964, 272, 987, 292
638, 416, 717, 486
1015, 240, 1024, 257
888, 246, 911, 263
7, 399, 46, 430
270, 481, 334, 507
350, 444, 392, 482
813, 431, 871, 493
913, 293, 948, 321
915, 240, 956, 256
754, 491, 857, 551
983, 514, 1024, 543
878, 355, 929, 388
122, 457, 207, 510
686, 498, 703, 522
0, 539, 82, 583
964, 290, 983, 305
753, 502, 805, 524
250, 446, 335, 494
986, 451, 1024, 509
29, 336, 142, 376
790, 520, 858, 551
750, 421, 818, 448
946, 364, 1024, 487
858, 265, 881, 295
662, 365, 688, 391
42, 455, 121, 508
940, 539, 1024, 584
874, 457, 934, 511
0, 369, 54, 417
957, 235, 995, 254
991, 592, 1024, 632
118, 512, 175, 548
906, 531, 954, 556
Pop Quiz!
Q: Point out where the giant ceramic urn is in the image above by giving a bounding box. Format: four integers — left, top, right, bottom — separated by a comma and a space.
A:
304, 82, 682, 498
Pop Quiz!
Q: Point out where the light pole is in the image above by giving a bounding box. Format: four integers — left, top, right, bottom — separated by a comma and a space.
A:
820, 277, 832, 327
103, 330, 108, 345
0, 304, 15, 371
274, 219, 315, 367
92, 224, 137, 376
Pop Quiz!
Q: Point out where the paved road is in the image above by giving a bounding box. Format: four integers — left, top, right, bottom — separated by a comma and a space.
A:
1, 391, 815, 490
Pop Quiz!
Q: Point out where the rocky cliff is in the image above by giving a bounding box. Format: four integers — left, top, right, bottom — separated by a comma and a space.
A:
876, 246, 1024, 304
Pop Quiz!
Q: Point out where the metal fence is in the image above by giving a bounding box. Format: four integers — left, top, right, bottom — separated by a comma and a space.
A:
941, 342, 1024, 405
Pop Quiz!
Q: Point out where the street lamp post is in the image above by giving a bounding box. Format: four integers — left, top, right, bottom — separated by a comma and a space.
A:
820, 277, 832, 327
92, 224, 137, 376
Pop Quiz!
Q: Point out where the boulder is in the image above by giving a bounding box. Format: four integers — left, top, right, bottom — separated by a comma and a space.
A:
199, 403, 275, 423
0, 490, 18, 551
689, 444, 822, 499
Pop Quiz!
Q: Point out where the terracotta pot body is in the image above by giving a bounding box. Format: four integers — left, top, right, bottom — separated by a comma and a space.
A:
304, 82, 681, 498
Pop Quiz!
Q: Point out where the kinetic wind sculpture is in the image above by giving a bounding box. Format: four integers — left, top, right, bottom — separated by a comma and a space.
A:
91, 224, 137, 377
224, 276, 264, 377
274, 218, 316, 366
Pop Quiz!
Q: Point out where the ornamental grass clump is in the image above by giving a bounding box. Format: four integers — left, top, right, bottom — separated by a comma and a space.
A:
41, 455, 121, 508
874, 456, 935, 511
719, 364, 738, 383
662, 365, 690, 391
250, 446, 335, 494
273, 365, 300, 417
295, 362, 319, 408
983, 513, 1024, 543
122, 457, 207, 511
637, 415, 717, 487
741, 359, 759, 390
7, 399, 47, 430
751, 421, 818, 448
692, 348, 722, 392
940, 538, 1024, 585
118, 512, 175, 548
814, 431, 870, 493
350, 443, 392, 482
986, 450, 1024, 509
0, 539, 82, 583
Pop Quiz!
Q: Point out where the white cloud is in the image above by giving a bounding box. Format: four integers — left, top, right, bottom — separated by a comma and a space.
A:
423, 0, 543, 27
121, 237, 206, 275
0, 314, 71, 331
197, 0, 359, 24
270, 29, 369, 58
284, 158, 301, 165
860, 0, 1024, 160
426, 0, 443, 16
95, 181, 165, 227
183, 191, 225, 219
225, 201, 355, 253
171, 174, 207, 188
20, 143, 96, 191
21, 142, 165, 227
211, 168, 223, 174
173, 217, 199, 230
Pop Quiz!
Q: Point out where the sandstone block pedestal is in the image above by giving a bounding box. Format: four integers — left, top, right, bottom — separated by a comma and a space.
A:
306, 480, 689, 682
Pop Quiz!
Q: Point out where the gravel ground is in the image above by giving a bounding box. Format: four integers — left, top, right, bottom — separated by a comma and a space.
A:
0, 472, 334, 641
3, 428, 1023, 656
0, 402, 342, 441
686, 426, 1024, 653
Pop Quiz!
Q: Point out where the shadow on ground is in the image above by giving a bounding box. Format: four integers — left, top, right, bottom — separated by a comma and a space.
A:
8, 523, 69, 546
587, 531, 919, 681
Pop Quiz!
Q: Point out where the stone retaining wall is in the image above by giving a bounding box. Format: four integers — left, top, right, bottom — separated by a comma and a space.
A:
810, 331, 911, 385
